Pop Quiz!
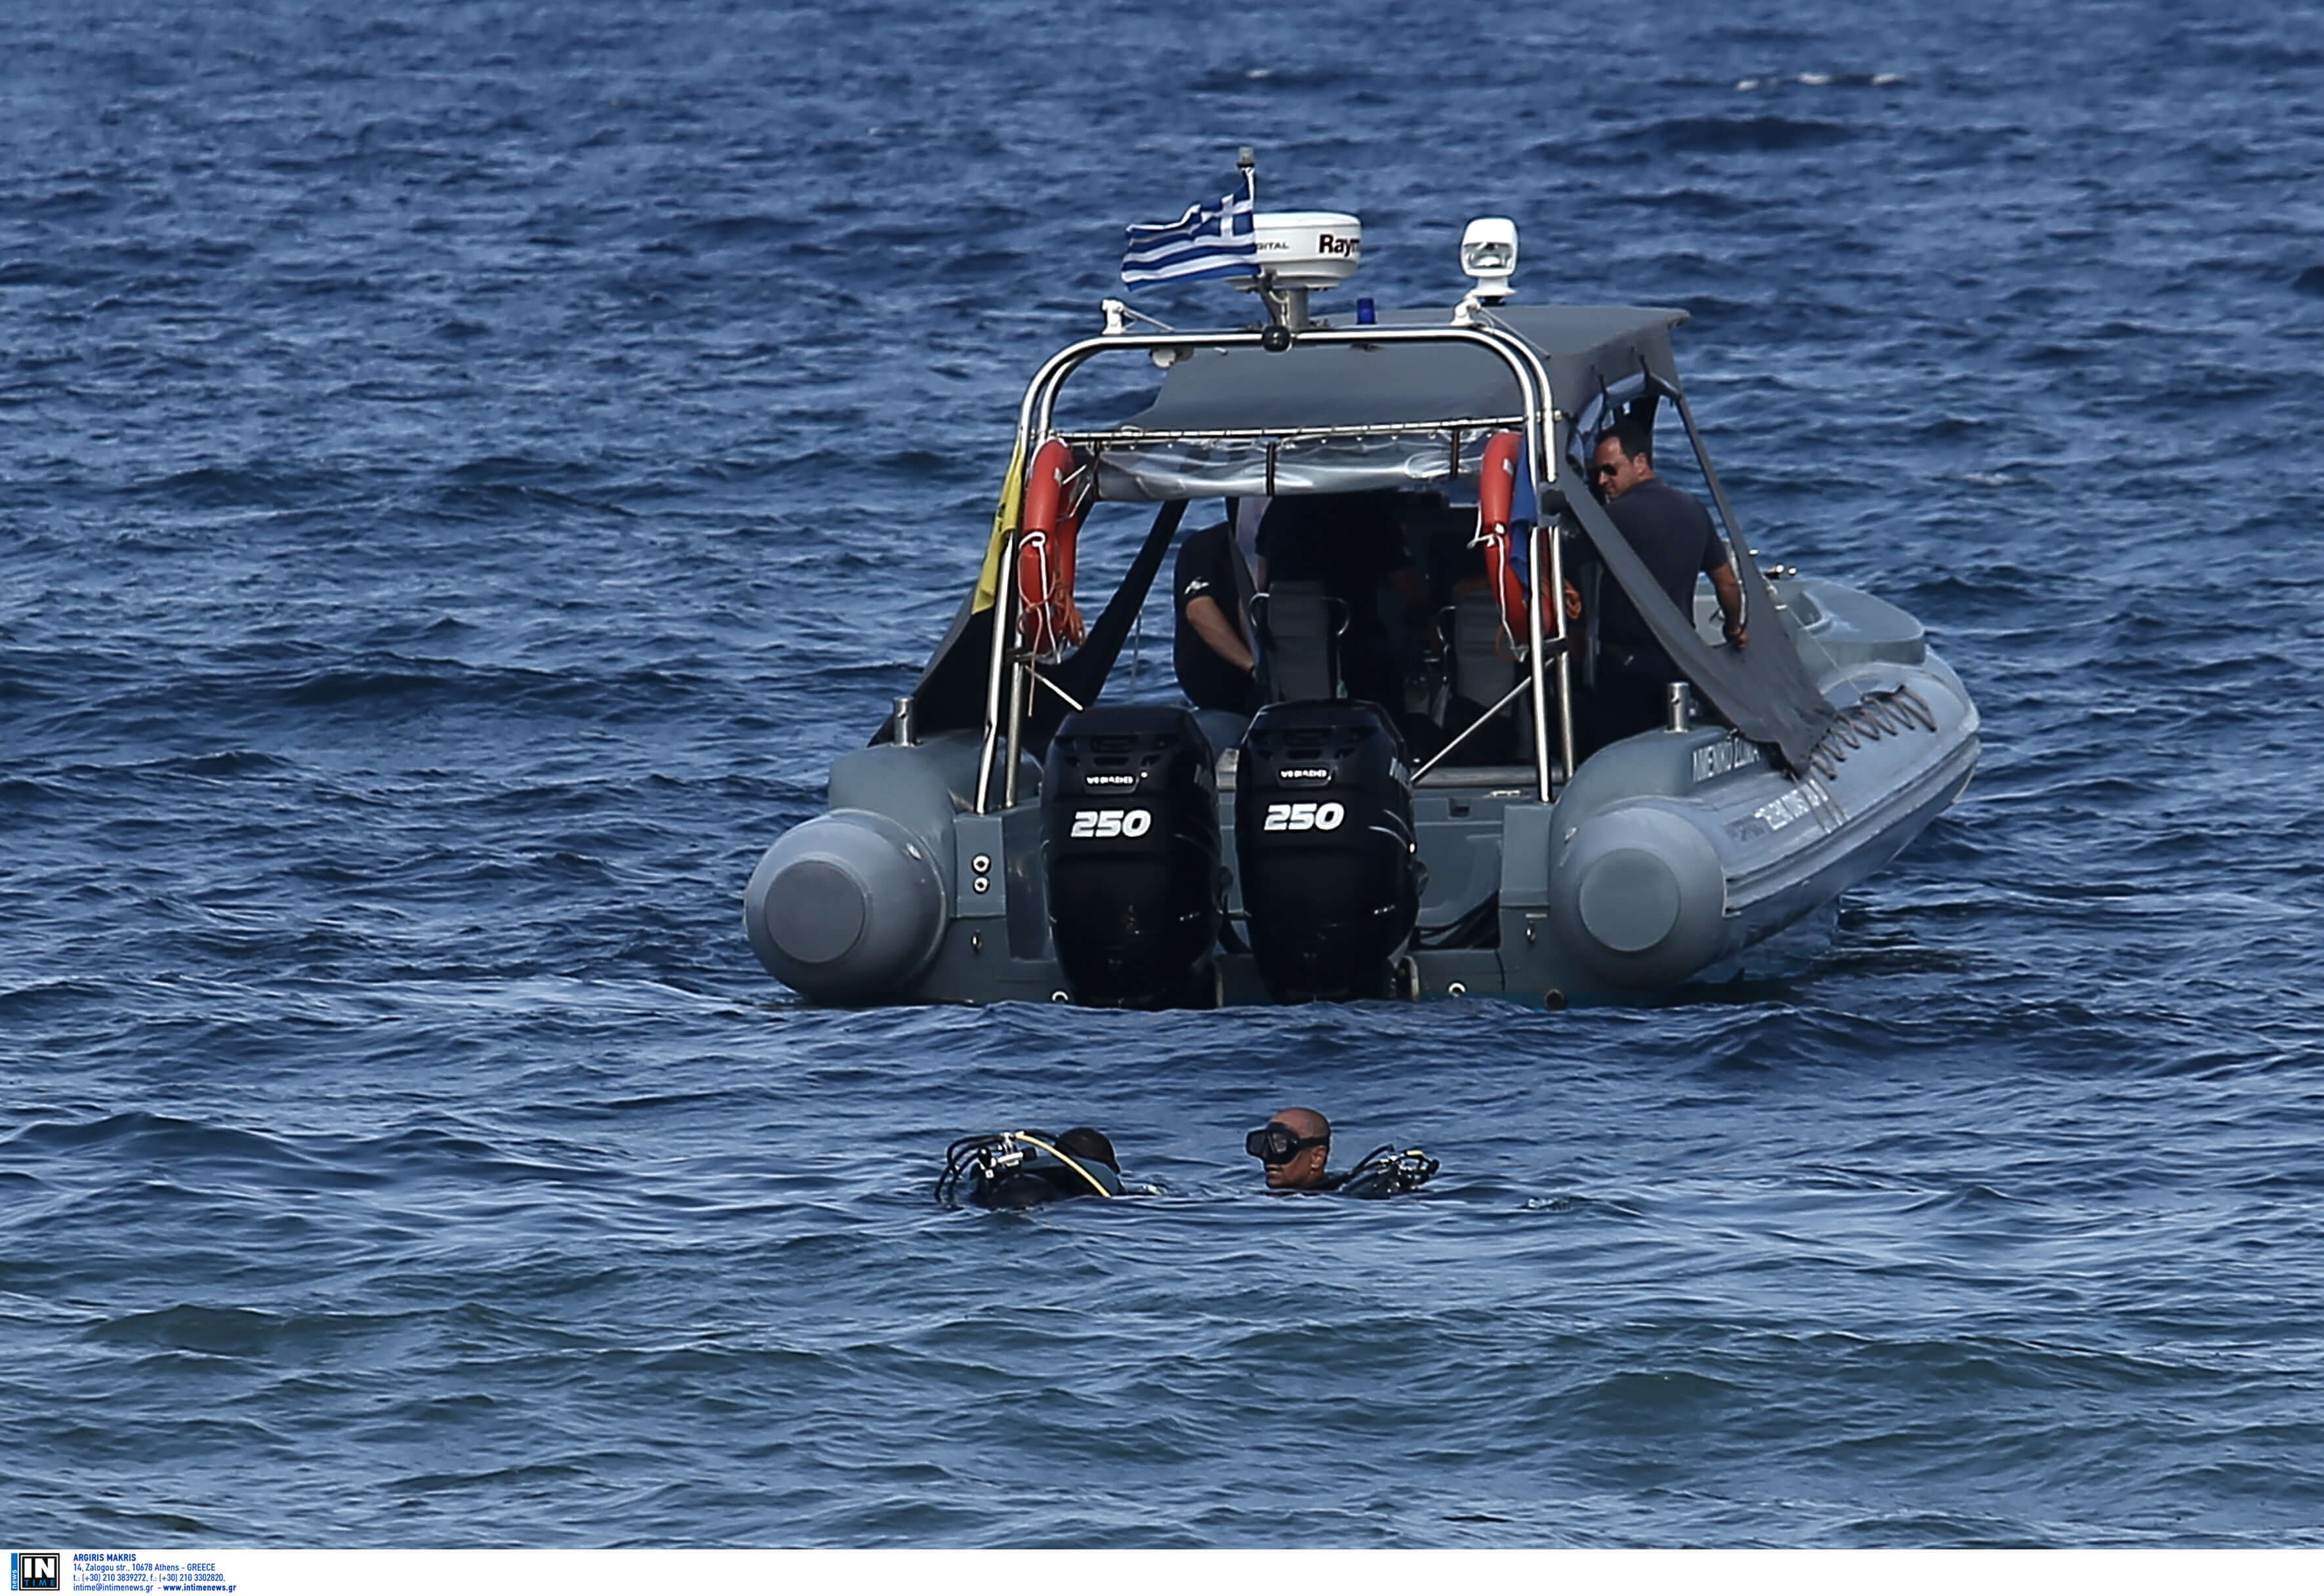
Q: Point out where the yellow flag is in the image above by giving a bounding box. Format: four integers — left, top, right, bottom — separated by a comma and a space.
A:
971, 437, 1028, 614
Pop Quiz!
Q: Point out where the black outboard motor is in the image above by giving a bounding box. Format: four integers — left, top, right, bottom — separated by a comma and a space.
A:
1041, 704, 1221, 1008
1234, 701, 1422, 1002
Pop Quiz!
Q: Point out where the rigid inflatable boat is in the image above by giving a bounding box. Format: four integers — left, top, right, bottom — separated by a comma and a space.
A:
744, 176, 1978, 1008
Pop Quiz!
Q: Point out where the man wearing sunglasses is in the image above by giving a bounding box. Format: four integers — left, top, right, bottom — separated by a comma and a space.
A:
1570, 421, 1749, 752
1246, 1106, 1337, 1191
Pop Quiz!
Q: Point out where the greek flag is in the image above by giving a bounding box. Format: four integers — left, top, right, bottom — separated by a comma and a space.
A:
1121, 171, 1257, 285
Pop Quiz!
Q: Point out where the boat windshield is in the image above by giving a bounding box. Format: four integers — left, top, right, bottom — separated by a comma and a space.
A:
1088, 428, 1501, 502
1063, 304, 1685, 502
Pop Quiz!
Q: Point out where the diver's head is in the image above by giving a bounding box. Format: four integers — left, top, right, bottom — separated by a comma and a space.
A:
1247, 1106, 1331, 1190
1055, 1126, 1118, 1172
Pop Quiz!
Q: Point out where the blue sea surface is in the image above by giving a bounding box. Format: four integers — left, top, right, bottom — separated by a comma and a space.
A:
6, 0, 2324, 1548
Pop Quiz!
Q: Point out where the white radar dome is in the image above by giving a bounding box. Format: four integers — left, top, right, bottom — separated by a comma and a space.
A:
1242, 211, 1361, 289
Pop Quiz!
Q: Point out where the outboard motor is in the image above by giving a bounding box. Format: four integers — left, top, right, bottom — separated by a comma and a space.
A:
1234, 701, 1422, 1001
1041, 705, 1221, 1008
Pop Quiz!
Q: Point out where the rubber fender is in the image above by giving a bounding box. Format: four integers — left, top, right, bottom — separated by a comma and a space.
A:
743, 809, 946, 1002
1551, 802, 1728, 988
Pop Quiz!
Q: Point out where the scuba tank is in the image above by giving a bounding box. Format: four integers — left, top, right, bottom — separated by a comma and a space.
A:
1328, 1144, 1440, 1199
935, 1131, 1126, 1209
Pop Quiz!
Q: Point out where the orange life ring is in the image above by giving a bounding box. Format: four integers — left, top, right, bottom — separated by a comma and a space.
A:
1015, 438, 1090, 655
1475, 429, 1545, 645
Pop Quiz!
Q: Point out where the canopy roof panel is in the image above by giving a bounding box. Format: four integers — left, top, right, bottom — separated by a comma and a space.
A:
1084, 304, 1688, 502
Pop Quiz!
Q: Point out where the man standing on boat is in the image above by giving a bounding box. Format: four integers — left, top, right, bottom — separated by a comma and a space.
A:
1573, 421, 1749, 748
1173, 511, 1261, 714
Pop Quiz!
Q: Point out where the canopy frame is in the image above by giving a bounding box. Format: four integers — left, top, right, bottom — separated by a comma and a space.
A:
974, 321, 1575, 813
943, 302, 1837, 815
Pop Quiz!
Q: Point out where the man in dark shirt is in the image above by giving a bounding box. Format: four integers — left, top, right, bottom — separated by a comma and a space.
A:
1574, 424, 1747, 748
1172, 516, 1259, 714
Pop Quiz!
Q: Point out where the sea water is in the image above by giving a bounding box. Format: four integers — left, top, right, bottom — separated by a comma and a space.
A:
5, 0, 2324, 1547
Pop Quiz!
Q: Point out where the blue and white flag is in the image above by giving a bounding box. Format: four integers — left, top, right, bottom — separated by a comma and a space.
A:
1121, 171, 1257, 285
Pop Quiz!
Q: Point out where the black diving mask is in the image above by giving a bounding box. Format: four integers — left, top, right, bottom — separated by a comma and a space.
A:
1245, 1124, 1328, 1165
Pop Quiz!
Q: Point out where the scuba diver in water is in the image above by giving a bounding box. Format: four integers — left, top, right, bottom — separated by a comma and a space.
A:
935, 1126, 1128, 1210
1244, 1106, 1438, 1198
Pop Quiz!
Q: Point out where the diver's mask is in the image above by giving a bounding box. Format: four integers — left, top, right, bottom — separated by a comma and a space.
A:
1245, 1123, 1328, 1166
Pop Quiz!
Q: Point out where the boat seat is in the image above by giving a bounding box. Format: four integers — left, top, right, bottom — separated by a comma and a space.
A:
1438, 587, 1530, 764
1251, 581, 1344, 703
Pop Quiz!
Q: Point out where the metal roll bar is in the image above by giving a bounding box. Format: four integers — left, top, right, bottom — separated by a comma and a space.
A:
975, 320, 1574, 812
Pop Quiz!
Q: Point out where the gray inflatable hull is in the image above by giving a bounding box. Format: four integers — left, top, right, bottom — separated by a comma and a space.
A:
743, 577, 1978, 1007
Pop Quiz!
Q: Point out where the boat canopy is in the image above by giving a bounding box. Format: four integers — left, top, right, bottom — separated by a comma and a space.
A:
1086, 304, 1687, 501
897, 296, 1837, 778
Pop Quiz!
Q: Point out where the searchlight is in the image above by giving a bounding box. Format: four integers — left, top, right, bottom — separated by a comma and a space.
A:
1454, 216, 1519, 323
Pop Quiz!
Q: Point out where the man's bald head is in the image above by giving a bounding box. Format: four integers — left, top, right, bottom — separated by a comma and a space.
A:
1273, 1106, 1328, 1142
1259, 1105, 1332, 1190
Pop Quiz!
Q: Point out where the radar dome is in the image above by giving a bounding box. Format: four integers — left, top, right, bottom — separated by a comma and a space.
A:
1240, 212, 1361, 289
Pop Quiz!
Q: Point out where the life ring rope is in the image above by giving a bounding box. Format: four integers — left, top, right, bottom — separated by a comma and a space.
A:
1016, 438, 1092, 657
1473, 429, 1547, 653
